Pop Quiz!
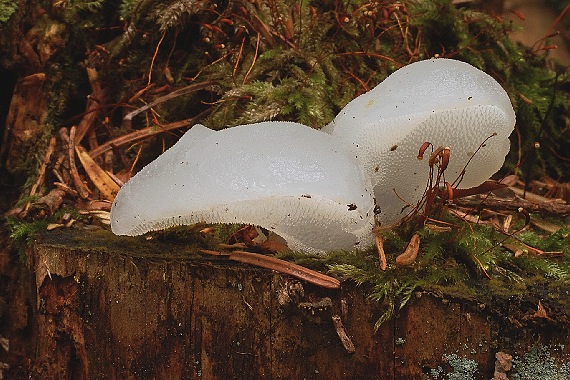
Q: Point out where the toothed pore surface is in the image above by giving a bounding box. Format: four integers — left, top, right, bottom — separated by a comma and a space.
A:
110, 122, 375, 254
324, 58, 516, 225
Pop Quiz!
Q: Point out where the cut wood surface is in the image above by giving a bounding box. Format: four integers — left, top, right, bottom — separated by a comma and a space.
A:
21, 229, 570, 379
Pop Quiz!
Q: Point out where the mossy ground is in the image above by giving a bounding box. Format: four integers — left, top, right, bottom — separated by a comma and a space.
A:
34, 210, 570, 333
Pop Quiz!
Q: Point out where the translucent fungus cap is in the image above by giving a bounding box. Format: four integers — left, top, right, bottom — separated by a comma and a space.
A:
324, 58, 516, 225
110, 122, 375, 254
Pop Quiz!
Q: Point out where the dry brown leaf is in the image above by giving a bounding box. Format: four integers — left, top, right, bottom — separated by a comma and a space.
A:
396, 234, 421, 266
503, 243, 525, 258
75, 145, 120, 201
533, 300, 556, 322
531, 218, 562, 234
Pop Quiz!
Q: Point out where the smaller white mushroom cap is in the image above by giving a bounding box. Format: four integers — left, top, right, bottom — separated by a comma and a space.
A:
324, 58, 516, 226
110, 122, 375, 254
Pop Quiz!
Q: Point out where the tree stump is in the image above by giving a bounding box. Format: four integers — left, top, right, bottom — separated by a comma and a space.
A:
2, 228, 566, 379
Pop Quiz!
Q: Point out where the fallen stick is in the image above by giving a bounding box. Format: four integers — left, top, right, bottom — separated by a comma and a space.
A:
332, 314, 356, 354
454, 194, 570, 217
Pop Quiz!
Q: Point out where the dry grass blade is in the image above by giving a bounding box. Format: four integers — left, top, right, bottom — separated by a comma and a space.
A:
374, 226, 387, 270
531, 218, 562, 234
199, 249, 230, 257
69, 127, 90, 199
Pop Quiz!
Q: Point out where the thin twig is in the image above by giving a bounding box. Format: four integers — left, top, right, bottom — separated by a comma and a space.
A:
91, 109, 211, 158
374, 226, 387, 270
75, 66, 105, 146
148, 30, 166, 86
243, 32, 260, 84
30, 137, 56, 198
123, 81, 216, 126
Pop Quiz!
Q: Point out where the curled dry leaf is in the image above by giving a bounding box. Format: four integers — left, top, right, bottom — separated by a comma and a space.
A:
28, 188, 67, 217
395, 234, 421, 266
533, 300, 556, 322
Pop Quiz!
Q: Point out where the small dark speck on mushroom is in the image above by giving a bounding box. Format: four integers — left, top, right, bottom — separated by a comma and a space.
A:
301, 194, 311, 198
347, 203, 357, 211
375, 165, 380, 172
390, 145, 398, 151
468, 96, 473, 100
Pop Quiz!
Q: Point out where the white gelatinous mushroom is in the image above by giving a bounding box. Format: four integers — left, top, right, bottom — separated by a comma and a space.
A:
110, 122, 376, 254
110, 58, 516, 253
323, 58, 516, 225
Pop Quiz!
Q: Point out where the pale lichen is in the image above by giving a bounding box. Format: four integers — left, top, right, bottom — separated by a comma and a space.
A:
511, 345, 570, 380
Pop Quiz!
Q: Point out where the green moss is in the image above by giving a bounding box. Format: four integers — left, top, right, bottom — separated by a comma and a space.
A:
5, 217, 48, 260
278, 213, 570, 329
0, 0, 17, 23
